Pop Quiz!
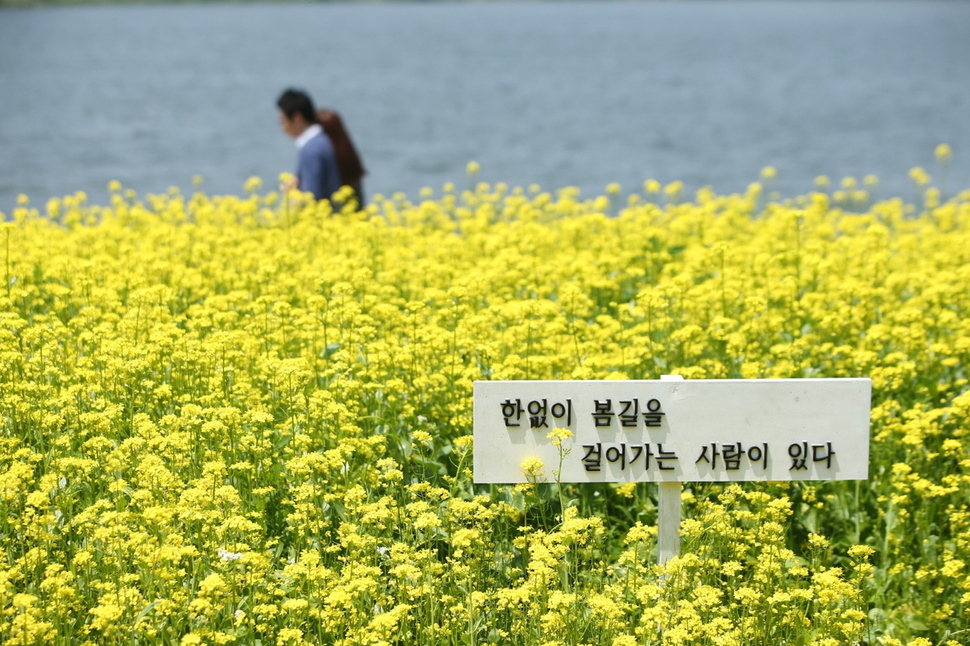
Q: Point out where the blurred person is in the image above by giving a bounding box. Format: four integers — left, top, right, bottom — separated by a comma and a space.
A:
277, 88, 341, 201
317, 108, 367, 207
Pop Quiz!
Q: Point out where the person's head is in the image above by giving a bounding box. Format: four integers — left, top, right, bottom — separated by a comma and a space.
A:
277, 88, 316, 138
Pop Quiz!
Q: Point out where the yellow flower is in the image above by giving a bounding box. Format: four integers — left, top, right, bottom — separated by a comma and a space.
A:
847, 545, 874, 560
615, 482, 636, 498
412, 430, 433, 447
244, 176, 263, 193
520, 457, 545, 479
909, 166, 930, 186
5, 160, 970, 644
663, 180, 683, 198
546, 427, 573, 447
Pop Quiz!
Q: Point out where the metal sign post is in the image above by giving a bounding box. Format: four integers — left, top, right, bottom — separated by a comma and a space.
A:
473, 376, 871, 565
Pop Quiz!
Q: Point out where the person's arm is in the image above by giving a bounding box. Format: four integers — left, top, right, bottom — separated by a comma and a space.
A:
298, 146, 327, 200
322, 150, 343, 201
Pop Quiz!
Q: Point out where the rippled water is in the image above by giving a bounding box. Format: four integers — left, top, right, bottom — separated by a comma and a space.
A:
1, 1, 968, 212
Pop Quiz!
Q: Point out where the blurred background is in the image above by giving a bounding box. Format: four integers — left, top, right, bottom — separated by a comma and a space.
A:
1, 0, 968, 213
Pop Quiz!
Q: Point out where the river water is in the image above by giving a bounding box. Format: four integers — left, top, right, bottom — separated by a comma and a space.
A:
1, 1, 968, 212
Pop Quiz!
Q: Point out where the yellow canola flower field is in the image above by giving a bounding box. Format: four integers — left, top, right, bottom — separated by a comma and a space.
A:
2, 176, 970, 646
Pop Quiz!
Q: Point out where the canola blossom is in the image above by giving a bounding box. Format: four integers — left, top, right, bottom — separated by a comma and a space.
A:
1, 172, 969, 646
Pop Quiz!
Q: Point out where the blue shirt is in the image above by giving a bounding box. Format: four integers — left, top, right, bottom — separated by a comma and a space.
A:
296, 126, 342, 201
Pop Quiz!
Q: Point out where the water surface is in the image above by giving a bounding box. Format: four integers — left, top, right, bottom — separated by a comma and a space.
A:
1, 1, 968, 211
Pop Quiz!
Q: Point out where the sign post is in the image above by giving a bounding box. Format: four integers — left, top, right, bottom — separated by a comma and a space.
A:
473, 377, 871, 564
657, 375, 683, 564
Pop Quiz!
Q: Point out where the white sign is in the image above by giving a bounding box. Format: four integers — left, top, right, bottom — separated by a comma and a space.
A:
473, 378, 871, 484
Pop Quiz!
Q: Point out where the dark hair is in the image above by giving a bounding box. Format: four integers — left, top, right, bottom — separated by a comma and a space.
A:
276, 88, 316, 124
317, 109, 366, 188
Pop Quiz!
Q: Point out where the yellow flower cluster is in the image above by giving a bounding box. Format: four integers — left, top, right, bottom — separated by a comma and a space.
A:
1, 171, 969, 645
